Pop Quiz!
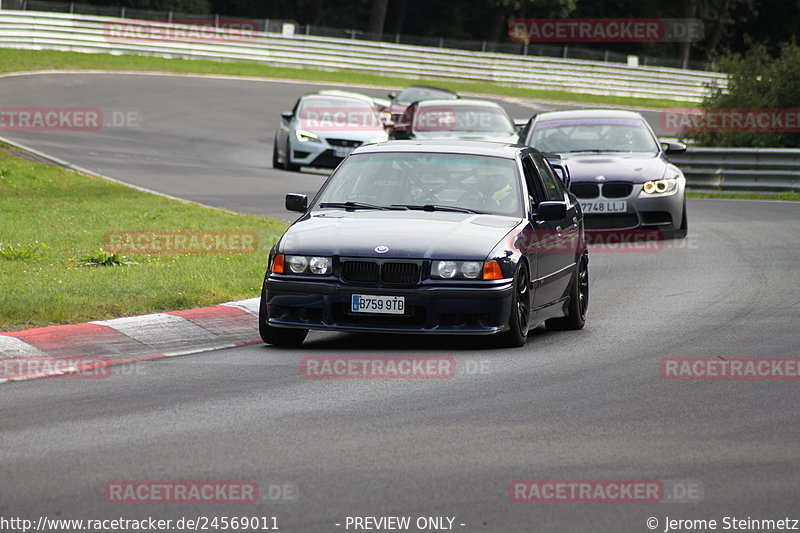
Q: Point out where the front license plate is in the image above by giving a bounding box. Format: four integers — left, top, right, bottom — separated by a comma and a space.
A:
580, 200, 627, 214
333, 146, 355, 158
351, 294, 405, 315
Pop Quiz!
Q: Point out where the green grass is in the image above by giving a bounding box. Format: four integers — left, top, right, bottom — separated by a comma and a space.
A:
687, 191, 800, 201
0, 48, 693, 109
0, 148, 287, 332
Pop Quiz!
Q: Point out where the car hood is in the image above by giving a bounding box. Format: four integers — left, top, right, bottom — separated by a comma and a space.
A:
413, 132, 519, 143
558, 153, 668, 183
279, 211, 521, 259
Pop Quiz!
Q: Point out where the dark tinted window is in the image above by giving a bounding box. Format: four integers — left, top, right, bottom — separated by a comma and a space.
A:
532, 155, 565, 202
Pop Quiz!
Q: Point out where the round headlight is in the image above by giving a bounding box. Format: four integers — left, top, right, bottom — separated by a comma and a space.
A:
436, 261, 458, 279
309, 256, 331, 275
655, 180, 668, 193
643, 181, 656, 194
287, 255, 308, 274
461, 262, 482, 279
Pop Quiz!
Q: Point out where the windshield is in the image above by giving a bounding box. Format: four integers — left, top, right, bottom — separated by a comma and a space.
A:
297, 96, 382, 130
413, 106, 515, 134
315, 152, 522, 216
530, 119, 659, 153
395, 87, 457, 104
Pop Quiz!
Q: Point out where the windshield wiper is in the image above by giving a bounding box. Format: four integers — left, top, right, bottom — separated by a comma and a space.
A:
318, 201, 404, 211
391, 204, 488, 214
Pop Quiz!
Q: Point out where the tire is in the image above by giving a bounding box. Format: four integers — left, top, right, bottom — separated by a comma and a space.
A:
284, 139, 301, 172
496, 263, 531, 348
545, 252, 588, 331
272, 138, 284, 169
259, 279, 308, 347
674, 199, 688, 239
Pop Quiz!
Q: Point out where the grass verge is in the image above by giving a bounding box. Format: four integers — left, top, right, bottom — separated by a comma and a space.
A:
687, 191, 800, 201
0, 48, 692, 109
0, 147, 287, 332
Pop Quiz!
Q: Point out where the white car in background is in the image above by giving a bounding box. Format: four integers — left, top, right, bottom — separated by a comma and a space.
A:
273, 93, 389, 172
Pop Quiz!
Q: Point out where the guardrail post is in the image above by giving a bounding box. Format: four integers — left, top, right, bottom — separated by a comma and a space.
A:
395, 33, 400, 44
563, 45, 568, 58
481, 41, 486, 52
214, 14, 219, 27
439, 37, 443, 47
523, 42, 528, 56
69, 2, 73, 13
168, 10, 173, 22
120, 7, 124, 17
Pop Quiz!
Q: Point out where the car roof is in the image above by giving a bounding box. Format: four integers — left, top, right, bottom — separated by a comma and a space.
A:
352, 139, 530, 158
415, 99, 504, 109
302, 92, 373, 104
317, 90, 375, 103
534, 109, 646, 121
399, 85, 458, 95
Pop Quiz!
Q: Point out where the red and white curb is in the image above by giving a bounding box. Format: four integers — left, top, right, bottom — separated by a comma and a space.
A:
0, 298, 261, 383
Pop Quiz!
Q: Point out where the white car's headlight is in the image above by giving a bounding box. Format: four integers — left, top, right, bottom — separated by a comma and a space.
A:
295, 129, 321, 143
642, 178, 678, 194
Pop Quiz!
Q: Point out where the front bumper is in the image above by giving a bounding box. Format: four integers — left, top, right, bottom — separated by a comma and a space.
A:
575, 182, 685, 231
265, 277, 514, 335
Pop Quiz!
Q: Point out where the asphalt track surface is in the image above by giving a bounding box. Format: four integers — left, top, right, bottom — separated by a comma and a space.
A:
2, 72, 800, 532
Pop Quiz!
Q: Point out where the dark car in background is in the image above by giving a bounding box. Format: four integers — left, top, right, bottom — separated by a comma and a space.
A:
260, 140, 588, 348
520, 109, 688, 237
390, 99, 519, 143
385, 85, 458, 124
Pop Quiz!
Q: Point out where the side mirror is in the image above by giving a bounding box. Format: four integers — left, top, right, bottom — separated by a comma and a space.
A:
285, 193, 308, 212
280, 111, 293, 121
535, 201, 567, 221
549, 162, 571, 189
662, 142, 687, 154
388, 91, 397, 99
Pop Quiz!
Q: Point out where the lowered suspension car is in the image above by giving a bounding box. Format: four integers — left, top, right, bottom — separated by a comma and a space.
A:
520, 109, 688, 238
259, 140, 588, 347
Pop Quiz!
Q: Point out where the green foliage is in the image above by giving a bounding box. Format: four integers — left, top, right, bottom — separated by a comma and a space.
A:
0, 242, 46, 261
80, 249, 137, 267
684, 41, 800, 147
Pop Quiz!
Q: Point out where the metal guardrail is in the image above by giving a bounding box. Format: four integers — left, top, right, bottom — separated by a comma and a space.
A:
671, 148, 800, 191
0, 10, 727, 102
0, 0, 714, 70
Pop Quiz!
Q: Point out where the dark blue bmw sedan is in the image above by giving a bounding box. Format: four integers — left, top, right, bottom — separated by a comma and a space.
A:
260, 140, 588, 347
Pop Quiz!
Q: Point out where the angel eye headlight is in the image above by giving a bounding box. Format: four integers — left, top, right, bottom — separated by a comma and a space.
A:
642, 178, 677, 195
